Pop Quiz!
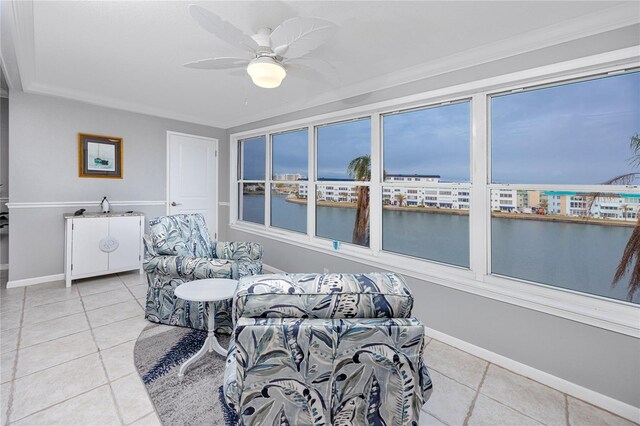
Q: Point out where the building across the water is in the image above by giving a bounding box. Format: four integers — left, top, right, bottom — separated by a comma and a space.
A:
288, 175, 640, 221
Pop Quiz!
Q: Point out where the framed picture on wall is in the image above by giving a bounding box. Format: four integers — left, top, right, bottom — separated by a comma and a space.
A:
78, 133, 123, 178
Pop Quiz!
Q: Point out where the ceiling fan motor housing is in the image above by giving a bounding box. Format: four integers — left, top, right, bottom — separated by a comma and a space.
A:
251, 28, 272, 48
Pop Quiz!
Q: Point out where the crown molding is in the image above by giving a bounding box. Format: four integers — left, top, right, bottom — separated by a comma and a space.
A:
8, 1, 640, 130
8, 0, 35, 90
24, 81, 228, 129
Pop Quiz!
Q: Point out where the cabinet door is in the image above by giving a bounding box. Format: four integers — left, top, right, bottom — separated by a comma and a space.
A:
72, 218, 109, 276
108, 216, 141, 271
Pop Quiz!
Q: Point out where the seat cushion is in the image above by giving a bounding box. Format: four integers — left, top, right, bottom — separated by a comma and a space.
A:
148, 214, 213, 257
234, 272, 413, 320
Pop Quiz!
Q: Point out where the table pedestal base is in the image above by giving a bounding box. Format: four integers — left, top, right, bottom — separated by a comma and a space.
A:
178, 302, 226, 378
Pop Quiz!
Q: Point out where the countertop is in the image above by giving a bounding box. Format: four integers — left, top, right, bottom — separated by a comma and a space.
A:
63, 211, 145, 219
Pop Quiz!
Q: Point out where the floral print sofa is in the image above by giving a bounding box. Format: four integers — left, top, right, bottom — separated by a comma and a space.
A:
224, 272, 433, 425
143, 214, 263, 333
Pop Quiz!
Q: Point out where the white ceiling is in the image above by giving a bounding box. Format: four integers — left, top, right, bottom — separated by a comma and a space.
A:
5, 1, 639, 128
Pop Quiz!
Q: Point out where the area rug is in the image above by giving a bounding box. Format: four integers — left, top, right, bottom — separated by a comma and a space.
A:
134, 323, 237, 426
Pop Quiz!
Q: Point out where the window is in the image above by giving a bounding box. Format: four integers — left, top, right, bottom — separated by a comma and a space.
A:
315, 118, 371, 247
490, 71, 640, 304
231, 62, 640, 333
271, 129, 308, 234
238, 136, 266, 225
382, 101, 471, 267
492, 72, 639, 185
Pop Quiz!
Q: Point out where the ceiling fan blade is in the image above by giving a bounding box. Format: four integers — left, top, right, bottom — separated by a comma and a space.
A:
183, 57, 250, 70
270, 17, 338, 59
188, 4, 258, 53
286, 57, 340, 87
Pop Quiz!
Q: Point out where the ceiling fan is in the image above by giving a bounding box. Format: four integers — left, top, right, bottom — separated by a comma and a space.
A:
184, 4, 339, 89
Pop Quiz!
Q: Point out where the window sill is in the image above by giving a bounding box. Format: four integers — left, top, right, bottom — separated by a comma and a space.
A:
230, 221, 640, 338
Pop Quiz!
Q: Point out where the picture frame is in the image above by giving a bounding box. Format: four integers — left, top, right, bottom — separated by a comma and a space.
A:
78, 133, 123, 179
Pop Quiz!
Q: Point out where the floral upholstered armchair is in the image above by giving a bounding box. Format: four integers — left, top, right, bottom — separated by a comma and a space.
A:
143, 213, 263, 333
224, 272, 433, 425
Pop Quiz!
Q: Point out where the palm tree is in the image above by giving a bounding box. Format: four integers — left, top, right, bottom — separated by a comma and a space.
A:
539, 198, 549, 213
608, 134, 640, 301
347, 155, 370, 246
395, 193, 406, 207
621, 204, 631, 220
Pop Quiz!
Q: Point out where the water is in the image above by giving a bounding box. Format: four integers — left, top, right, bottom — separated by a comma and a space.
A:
243, 194, 638, 304
491, 218, 636, 303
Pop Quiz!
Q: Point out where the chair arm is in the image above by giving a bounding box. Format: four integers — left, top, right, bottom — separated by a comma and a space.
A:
230, 259, 263, 280
144, 255, 233, 280
229, 317, 432, 424
215, 241, 263, 261
143, 234, 156, 259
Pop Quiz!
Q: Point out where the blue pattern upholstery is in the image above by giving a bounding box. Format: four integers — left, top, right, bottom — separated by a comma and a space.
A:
224, 273, 433, 424
143, 214, 263, 333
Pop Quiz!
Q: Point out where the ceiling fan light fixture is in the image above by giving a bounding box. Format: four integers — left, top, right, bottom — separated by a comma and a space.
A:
247, 57, 286, 88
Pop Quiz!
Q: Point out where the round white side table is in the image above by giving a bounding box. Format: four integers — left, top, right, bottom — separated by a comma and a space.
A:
174, 278, 238, 378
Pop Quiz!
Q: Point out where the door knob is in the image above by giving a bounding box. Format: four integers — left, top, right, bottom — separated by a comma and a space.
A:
171, 202, 182, 206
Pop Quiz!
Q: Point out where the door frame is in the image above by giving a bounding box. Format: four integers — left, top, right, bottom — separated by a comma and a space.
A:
166, 130, 219, 237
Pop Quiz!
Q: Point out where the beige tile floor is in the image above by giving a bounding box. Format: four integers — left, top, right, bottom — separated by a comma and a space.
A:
0, 270, 636, 426
1, 270, 158, 426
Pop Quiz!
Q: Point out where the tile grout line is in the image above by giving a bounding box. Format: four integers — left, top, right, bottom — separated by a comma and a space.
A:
5, 287, 25, 425
427, 365, 479, 392
3, 276, 147, 425
564, 394, 570, 426
7, 339, 141, 424
118, 273, 159, 425
478, 388, 547, 425
77, 279, 128, 426
8, 383, 112, 424
126, 412, 155, 425
119, 274, 147, 311
429, 360, 551, 425
462, 362, 490, 426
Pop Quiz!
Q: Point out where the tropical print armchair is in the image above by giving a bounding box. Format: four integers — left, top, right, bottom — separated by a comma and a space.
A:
224, 273, 433, 425
143, 213, 263, 333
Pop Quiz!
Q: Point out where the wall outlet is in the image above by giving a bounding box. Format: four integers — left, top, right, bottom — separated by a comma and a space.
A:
323, 268, 329, 274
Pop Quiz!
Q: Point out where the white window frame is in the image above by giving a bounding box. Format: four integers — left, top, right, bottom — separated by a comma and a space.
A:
230, 47, 640, 337
270, 127, 309, 235
237, 135, 267, 226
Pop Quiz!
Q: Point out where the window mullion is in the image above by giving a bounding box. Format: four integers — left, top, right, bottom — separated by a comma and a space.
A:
370, 113, 381, 254
308, 126, 316, 239
231, 138, 238, 225
470, 93, 489, 280
265, 134, 272, 228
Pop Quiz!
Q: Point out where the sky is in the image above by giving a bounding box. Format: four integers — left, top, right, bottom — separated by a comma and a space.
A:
317, 118, 370, 180
383, 102, 470, 182
272, 129, 308, 178
242, 71, 640, 186
492, 71, 640, 185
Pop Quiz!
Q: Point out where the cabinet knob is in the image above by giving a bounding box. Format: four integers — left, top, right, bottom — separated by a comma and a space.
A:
171, 202, 182, 207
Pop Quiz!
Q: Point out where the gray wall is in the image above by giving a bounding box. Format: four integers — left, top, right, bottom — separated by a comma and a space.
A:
1, 79, 8, 267
8, 92, 226, 281
224, 25, 640, 408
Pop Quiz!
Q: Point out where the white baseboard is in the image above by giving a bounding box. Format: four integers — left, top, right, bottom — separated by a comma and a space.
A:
424, 326, 640, 423
262, 263, 286, 274
0, 264, 8, 271
6, 273, 65, 288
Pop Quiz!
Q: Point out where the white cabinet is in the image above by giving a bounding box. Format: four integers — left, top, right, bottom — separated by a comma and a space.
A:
64, 212, 144, 287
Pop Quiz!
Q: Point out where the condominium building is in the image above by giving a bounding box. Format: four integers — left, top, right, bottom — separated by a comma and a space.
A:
295, 179, 639, 221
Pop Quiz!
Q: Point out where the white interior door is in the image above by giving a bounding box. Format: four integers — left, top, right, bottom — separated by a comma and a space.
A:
167, 132, 218, 238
